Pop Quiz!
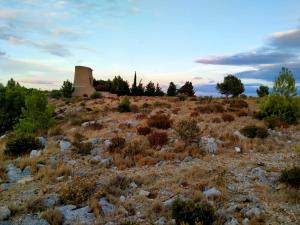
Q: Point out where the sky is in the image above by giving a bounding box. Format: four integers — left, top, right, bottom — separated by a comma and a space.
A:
0, 0, 300, 95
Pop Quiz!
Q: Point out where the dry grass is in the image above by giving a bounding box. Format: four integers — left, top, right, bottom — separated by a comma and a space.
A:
40, 208, 63, 225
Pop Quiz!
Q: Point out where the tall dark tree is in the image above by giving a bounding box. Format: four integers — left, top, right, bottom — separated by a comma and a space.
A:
61, 80, 74, 98
167, 82, 177, 96
145, 81, 156, 96
136, 80, 145, 96
256, 85, 269, 97
131, 71, 138, 96
93, 79, 112, 92
155, 83, 164, 96
111, 76, 130, 96
178, 81, 194, 96
216, 75, 244, 97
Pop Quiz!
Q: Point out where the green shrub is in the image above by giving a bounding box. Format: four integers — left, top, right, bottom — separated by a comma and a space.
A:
90, 92, 102, 99
172, 199, 215, 225
174, 119, 199, 144
258, 95, 300, 124
4, 134, 41, 156
240, 125, 268, 139
14, 91, 54, 135
61, 80, 74, 98
118, 97, 131, 112
279, 167, 300, 188
49, 90, 62, 99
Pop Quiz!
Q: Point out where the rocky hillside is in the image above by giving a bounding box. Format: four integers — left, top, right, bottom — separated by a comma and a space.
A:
0, 96, 299, 225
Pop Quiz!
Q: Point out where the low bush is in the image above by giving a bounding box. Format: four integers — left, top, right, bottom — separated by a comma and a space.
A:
264, 118, 289, 129
59, 177, 96, 205
171, 199, 215, 225
279, 167, 300, 188
198, 96, 213, 104
147, 114, 172, 129
118, 97, 131, 112
137, 126, 151, 136
48, 127, 64, 136
130, 104, 139, 113
196, 104, 225, 114
148, 131, 168, 147
229, 99, 248, 108
190, 111, 199, 117
108, 137, 126, 152
211, 117, 222, 123
49, 90, 62, 99
178, 93, 187, 101
72, 141, 93, 155
240, 125, 268, 138
222, 113, 235, 122
41, 208, 63, 225
174, 119, 199, 144
258, 95, 300, 124
153, 101, 171, 108
4, 134, 41, 156
237, 110, 248, 117
90, 92, 102, 99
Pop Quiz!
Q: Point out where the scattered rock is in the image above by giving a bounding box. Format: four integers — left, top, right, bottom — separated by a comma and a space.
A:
251, 167, 268, 184
90, 147, 103, 156
37, 136, 46, 148
0, 183, 11, 191
139, 190, 150, 197
225, 218, 238, 225
206, 138, 217, 154
59, 141, 72, 152
163, 198, 176, 207
90, 155, 102, 164
42, 193, 60, 208
100, 157, 112, 167
17, 176, 34, 184
233, 130, 246, 140
99, 198, 114, 216
104, 140, 112, 147
0, 206, 11, 220
30, 150, 42, 158
242, 218, 249, 225
203, 187, 221, 198
81, 121, 96, 127
244, 207, 264, 219
119, 195, 126, 202
183, 156, 193, 162
234, 147, 241, 153
13, 215, 50, 225
59, 205, 95, 225
155, 217, 167, 225
130, 182, 138, 188
6, 164, 31, 183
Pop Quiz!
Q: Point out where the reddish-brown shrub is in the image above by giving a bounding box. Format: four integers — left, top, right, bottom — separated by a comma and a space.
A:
190, 111, 199, 117
108, 137, 126, 152
147, 114, 172, 129
211, 117, 222, 123
222, 113, 235, 122
136, 113, 147, 120
131, 104, 139, 113
148, 131, 168, 147
196, 103, 225, 114
229, 99, 248, 108
237, 110, 248, 117
137, 126, 152, 135
172, 108, 180, 114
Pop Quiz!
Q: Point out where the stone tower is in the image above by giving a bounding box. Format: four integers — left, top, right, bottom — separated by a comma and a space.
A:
73, 66, 96, 97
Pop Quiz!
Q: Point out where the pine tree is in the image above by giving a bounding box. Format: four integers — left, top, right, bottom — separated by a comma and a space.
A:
136, 80, 145, 96
178, 81, 194, 96
145, 81, 156, 96
167, 82, 177, 96
216, 75, 244, 97
155, 83, 164, 96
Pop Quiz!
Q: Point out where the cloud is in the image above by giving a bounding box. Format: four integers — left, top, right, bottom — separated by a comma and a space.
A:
269, 29, 300, 50
0, 51, 5, 56
196, 28, 300, 67
195, 51, 295, 66
17, 78, 57, 86
193, 76, 203, 80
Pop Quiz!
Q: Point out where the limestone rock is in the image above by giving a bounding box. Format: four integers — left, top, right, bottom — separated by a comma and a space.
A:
59, 141, 72, 152
30, 150, 42, 158
59, 205, 95, 225
0, 206, 11, 220
203, 187, 221, 198
99, 198, 114, 216
13, 215, 50, 225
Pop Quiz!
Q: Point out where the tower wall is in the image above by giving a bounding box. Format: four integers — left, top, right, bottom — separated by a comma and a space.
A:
73, 66, 96, 97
